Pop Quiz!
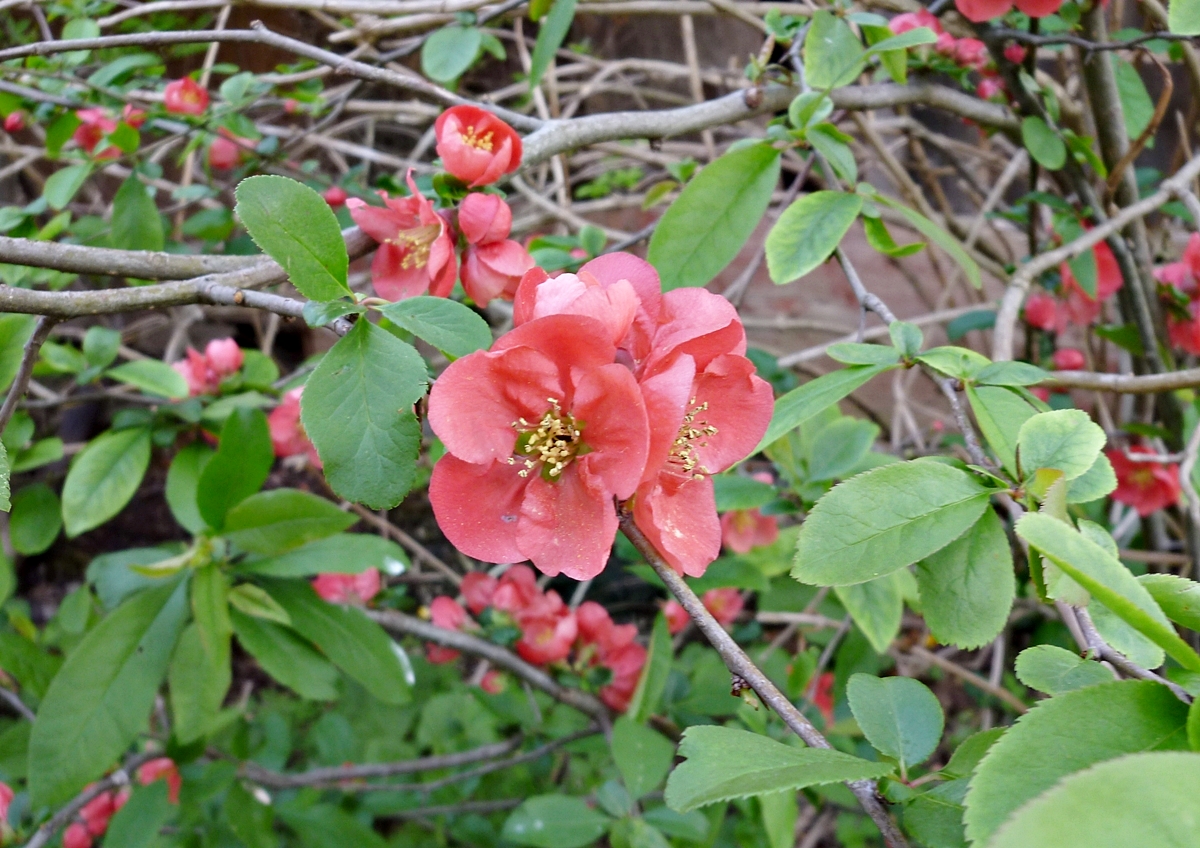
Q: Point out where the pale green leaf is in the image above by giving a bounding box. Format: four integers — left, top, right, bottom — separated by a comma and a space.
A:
754, 364, 894, 455
847, 674, 943, 772
61, 427, 151, 537
765, 191, 862, 284
1014, 645, 1113, 695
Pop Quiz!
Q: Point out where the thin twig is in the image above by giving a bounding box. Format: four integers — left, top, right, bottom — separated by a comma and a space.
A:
0, 316, 56, 436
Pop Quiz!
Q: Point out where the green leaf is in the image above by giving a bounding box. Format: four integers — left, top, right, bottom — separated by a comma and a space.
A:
826, 343, 901, 366
1014, 645, 1113, 695
11, 437, 64, 474
862, 215, 923, 257
1114, 57, 1154, 141
1016, 410, 1106, 482
501, 795, 610, 848
379, 296, 492, 358
626, 612, 670, 724
847, 674, 943, 772
28, 580, 188, 806
44, 164, 92, 211
111, 174, 163, 252
648, 144, 781, 290
808, 417, 881, 482
107, 360, 189, 399
873, 196, 981, 289
267, 580, 411, 704
225, 783, 277, 848
793, 459, 992, 586
0, 315, 36, 394
1021, 116, 1067, 170
230, 609, 340, 701
807, 124, 857, 185
835, 572, 904, 653
1169, 0, 1200, 33
228, 583, 292, 625
916, 509, 1014, 650
529, 0, 577, 89
223, 489, 355, 555
967, 385, 1038, 475
988, 752, 1200, 848
235, 175, 351, 301
902, 779, 968, 848
300, 320, 427, 510
421, 25, 484, 83
196, 408, 274, 530
713, 474, 776, 511
1015, 513, 1200, 672
278, 803, 388, 848
664, 726, 892, 813
83, 327, 121, 371
765, 191, 862, 285
804, 11, 865, 90
963, 681, 1190, 845
237, 533, 408, 578
62, 427, 151, 537
104, 781, 173, 848
942, 728, 1004, 779
612, 717, 675, 800
304, 299, 363, 328
754, 364, 893, 454
1066, 452, 1117, 504
168, 622, 231, 743
974, 361, 1050, 387
1190, 696, 1200, 751
165, 443, 212, 534
1138, 573, 1200, 631
10, 483, 61, 555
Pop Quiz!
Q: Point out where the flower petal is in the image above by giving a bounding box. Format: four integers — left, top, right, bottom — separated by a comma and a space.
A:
633, 475, 720, 577
429, 456, 526, 562
573, 363, 650, 498
692, 354, 774, 473
517, 468, 618, 579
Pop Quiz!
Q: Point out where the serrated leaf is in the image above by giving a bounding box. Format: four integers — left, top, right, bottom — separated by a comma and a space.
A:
804, 11, 865, 89
1014, 645, 1113, 695
1016, 410, 1106, 482
112, 174, 163, 253
963, 680, 1190, 845
967, 385, 1038, 476
235, 175, 350, 301
847, 674, 943, 772
379, 296, 492, 358
766, 191, 862, 284
793, 459, 992, 586
664, 725, 892, 812
835, 571, 904, 653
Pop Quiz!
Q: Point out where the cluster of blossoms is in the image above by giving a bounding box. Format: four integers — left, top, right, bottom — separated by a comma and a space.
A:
73, 105, 147, 160
312, 568, 382, 604
955, 0, 1063, 22
1154, 233, 1200, 354
427, 566, 647, 711
427, 252, 774, 580
172, 337, 244, 397
347, 106, 534, 307
663, 587, 744, 635
1107, 448, 1182, 517
268, 387, 321, 467
1024, 240, 1125, 336
888, 11, 1024, 101
63, 759, 181, 848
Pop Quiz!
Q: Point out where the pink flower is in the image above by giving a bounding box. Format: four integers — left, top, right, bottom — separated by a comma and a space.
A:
269, 388, 322, 467
1107, 449, 1182, 517
137, 758, 182, 804
3, 112, 24, 133
516, 609, 578, 665
977, 77, 1004, 100
701, 587, 744, 628
461, 571, 498, 614
720, 507, 779, 553
954, 38, 990, 70
205, 338, 243, 375
491, 565, 540, 613
1004, 43, 1028, 64
323, 186, 348, 207
663, 599, 689, 634
888, 10, 943, 34
576, 600, 637, 657
122, 104, 147, 128
955, 0, 1062, 22
74, 108, 119, 159
427, 595, 469, 664
173, 338, 243, 396
600, 641, 647, 711
434, 105, 522, 188
1168, 304, 1200, 355
346, 173, 457, 301
163, 78, 209, 115
207, 130, 253, 170
1052, 347, 1086, 370
312, 569, 382, 604
479, 669, 505, 693
1024, 291, 1059, 331
64, 823, 93, 848
428, 315, 650, 580
1059, 240, 1123, 328
80, 792, 115, 835
458, 193, 535, 305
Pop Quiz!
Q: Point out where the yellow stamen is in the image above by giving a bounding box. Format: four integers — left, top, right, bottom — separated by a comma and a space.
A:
461, 125, 495, 152
511, 399, 582, 480
669, 397, 718, 480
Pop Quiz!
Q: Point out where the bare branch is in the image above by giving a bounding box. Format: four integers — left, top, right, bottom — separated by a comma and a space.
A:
0, 317, 56, 436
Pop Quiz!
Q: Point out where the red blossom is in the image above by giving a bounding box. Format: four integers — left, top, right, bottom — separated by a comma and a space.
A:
516, 608, 578, 665
955, 0, 1062, 21
427, 595, 469, 664
434, 105, 522, 188
163, 78, 209, 115
428, 315, 650, 579
3, 112, 24, 133
64, 823, 93, 848
953, 38, 989, 70
458, 192, 535, 305
599, 641, 646, 711
720, 507, 779, 553
1024, 291, 1059, 331
207, 129, 253, 170
0, 781, 10, 823
173, 338, 243, 396
812, 672, 835, 722
461, 571, 498, 614
1051, 347, 1086, 371
663, 600, 689, 634
312, 569, 382, 604
323, 186, 348, 207
269, 387, 321, 467
888, 10, 943, 34
1058, 240, 1123, 328
1004, 43, 1028, 64
1107, 449, 1181, 516
73, 108, 119, 159
976, 77, 1004, 100
479, 669, 505, 693
137, 758, 182, 804
701, 588, 744, 628
122, 104, 147, 128
346, 173, 457, 301
79, 792, 115, 835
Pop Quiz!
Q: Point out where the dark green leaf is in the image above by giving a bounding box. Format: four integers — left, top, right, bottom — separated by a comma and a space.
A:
612, 717, 674, 799
1014, 645, 1113, 695
104, 781, 172, 848
223, 489, 355, 555
1021, 116, 1067, 170
754, 364, 893, 454
196, 408, 274, 530
236, 533, 408, 578
112, 175, 163, 252
231, 609, 340, 700
379, 296, 492, 358
501, 795, 609, 848
62, 427, 152, 537
529, 0, 577, 89
10, 483, 61, 555
107, 360, 189, 399
165, 443, 212, 534
626, 613, 671, 724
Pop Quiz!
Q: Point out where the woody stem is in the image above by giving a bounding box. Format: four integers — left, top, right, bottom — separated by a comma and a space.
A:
616, 507, 908, 848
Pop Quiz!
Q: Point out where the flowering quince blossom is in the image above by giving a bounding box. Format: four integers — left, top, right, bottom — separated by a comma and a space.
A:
1004, 43, 1028, 64
4, 112, 25, 133
64, 823, 93, 848
1155, 233, 1200, 354
173, 337, 243, 396
323, 186, 349, 207
1107, 449, 1182, 517
663, 599, 690, 634
479, 669, 506, 694
457, 192, 535, 305
575, 601, 645, 711
347, 173, 456, 301
428, 314, 651, 580
73, 108, 120, 159
0, 781, 10, 822
269, 387, 321, 467
163, 78, 209, 115
955, 0, 1063, 23
720, 507, 779, 553
208, 129, 254, 170
434, 105, 522, 188
312, 569, 382, 605
1024, 290, 1059, 331
1051, 347, 1086, 371
663, 588, 743, 634
427, 595, 469, 664
138, 758, 183, 804
512, 254, 773, 576
812, 672, 835, 723
1058, 239, 1123, 328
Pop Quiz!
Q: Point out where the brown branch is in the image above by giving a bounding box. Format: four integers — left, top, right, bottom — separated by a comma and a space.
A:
895, 645, 1028, 714
0, 316, 56, 436
617, 510, 908, 848
1046, 368, 1200, 393
0, 235, 259, 280
24, 752, 159, 848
